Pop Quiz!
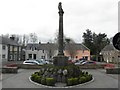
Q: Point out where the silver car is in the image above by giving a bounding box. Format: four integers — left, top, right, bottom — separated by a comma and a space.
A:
23, 60, 44, 65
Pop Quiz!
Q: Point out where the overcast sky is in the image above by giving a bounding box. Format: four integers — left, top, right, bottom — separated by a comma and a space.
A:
0, 0, 119, 43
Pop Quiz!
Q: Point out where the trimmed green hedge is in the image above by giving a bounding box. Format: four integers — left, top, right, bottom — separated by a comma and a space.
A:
41, 78, 46, 85
31, 65, 93, 86
46, 78, 55, 86
79, 76, 86, 84
67, 78, 79, 86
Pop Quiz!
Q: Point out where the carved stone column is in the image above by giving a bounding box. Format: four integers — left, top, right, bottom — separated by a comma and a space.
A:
53, 2, 68, 66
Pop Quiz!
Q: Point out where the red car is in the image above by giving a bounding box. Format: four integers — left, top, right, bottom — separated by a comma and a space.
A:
68, 60, 74, 64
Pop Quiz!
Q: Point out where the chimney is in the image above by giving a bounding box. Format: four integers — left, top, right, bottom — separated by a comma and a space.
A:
10, 36, 15, 40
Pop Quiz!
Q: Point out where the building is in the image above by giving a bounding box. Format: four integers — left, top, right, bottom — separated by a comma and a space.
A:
0, 36, 22, 64
25, 43, 58, 60
64, 43, 90, 60
25, 42, 90, 61
101, 44, 120, 63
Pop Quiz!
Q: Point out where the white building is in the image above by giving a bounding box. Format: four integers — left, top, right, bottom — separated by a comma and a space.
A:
25, 43, 58, 60
0, 36, 22, 64
101, 44, 120, 63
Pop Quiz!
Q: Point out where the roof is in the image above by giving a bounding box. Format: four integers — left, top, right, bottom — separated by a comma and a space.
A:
101, 44, 115, 51
0, 36, 20, 46
26, 43, 90, 51
26, 43, 58, 50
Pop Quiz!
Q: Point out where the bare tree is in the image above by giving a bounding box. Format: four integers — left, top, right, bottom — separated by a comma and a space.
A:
46, 42, 56, 59
22, 34, 29, 46
65, 38, 78, 59
29, 33, 38, 43
29, 33, 38, 51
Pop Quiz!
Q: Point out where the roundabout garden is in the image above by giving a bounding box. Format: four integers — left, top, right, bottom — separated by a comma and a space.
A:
30, 64, 93, 87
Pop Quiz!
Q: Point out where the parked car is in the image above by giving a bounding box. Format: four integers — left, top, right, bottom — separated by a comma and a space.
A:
23, 60, 43, 65
81, 60, 96, 65
68, 60, 74, 64
35, 59, 49, 64
74, 60, 86, 65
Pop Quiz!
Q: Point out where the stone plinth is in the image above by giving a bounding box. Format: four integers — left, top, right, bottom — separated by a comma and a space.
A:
53, 55, 68, 66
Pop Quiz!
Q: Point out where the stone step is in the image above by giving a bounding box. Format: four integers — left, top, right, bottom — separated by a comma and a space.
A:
55, 82, 66, 87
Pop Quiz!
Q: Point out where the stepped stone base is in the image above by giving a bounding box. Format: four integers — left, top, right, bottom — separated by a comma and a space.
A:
53, 55, 68, 66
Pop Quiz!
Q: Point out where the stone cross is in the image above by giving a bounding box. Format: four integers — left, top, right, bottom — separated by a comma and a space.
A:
53, 2, 68, 66
58, 2, 64, 56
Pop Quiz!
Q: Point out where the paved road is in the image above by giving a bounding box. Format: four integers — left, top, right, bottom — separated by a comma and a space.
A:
2, 69, 119, 88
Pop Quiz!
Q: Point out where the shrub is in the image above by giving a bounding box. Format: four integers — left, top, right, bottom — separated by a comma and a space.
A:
85, 71, 88, 75
34, 72, 39, 75
31, 74, 38, 81
34, 76, 41, 83
72, 78, 79, 85
79, 76, 86, 84
67, 78, 73, 86
41, 78, 46, 85
85, 75, 90, 81
67, 78, 79, 86
46, 78, 55, 86
89, 74, 92, 80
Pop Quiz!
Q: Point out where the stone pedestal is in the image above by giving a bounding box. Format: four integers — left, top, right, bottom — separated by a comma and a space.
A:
53, 55, 68, 66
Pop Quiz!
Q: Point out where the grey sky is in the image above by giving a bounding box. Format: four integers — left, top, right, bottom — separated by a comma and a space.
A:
0, 0, 119, 43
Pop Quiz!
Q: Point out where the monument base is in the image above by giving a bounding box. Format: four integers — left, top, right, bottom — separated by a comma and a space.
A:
53, 55, 68, 66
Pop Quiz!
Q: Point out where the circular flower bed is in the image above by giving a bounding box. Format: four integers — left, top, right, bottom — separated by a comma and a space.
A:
30, 64, 93, 87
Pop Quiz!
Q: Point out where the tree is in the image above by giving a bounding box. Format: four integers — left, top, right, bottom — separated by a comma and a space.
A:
65, 38, 78, 59
22, 34, 29, 46
29, 33, 38, 51
46, 42, 57, 59
82, 29, 110, 61
93, 33, 110, 61
82, 29, 94, 54
29, 33, 38, 44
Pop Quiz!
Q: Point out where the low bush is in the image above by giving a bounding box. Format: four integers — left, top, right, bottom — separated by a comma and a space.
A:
72, 78, 79, 85
31, 65, 93, 86
41, 78, 46, 85
85, 71, 88, 75
46, 78, 55, 86
31, 73, 38, 81
67, 78, 73, 86
67, 78, 79, 86
34, 76, 41, 83
79, 76, 86, 84
89, 74, 92, 80
85, 75, 91, 81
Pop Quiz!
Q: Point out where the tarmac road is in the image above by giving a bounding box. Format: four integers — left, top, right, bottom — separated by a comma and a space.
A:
2, 69, 119, 88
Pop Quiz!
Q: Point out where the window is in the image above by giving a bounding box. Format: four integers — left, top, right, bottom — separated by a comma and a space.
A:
33, 54, 36, 59
35, 47, 37, 50
41, 56, 45, 59
42, 50, 44, 53
28, 54, 32, 59
2, 45, 6, 50
2, 54, 5, 59
50, 56, 52, 58
10, 55, 12, 60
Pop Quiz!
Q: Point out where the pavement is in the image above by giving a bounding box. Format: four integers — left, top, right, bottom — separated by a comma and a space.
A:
1, 69, 119, 88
